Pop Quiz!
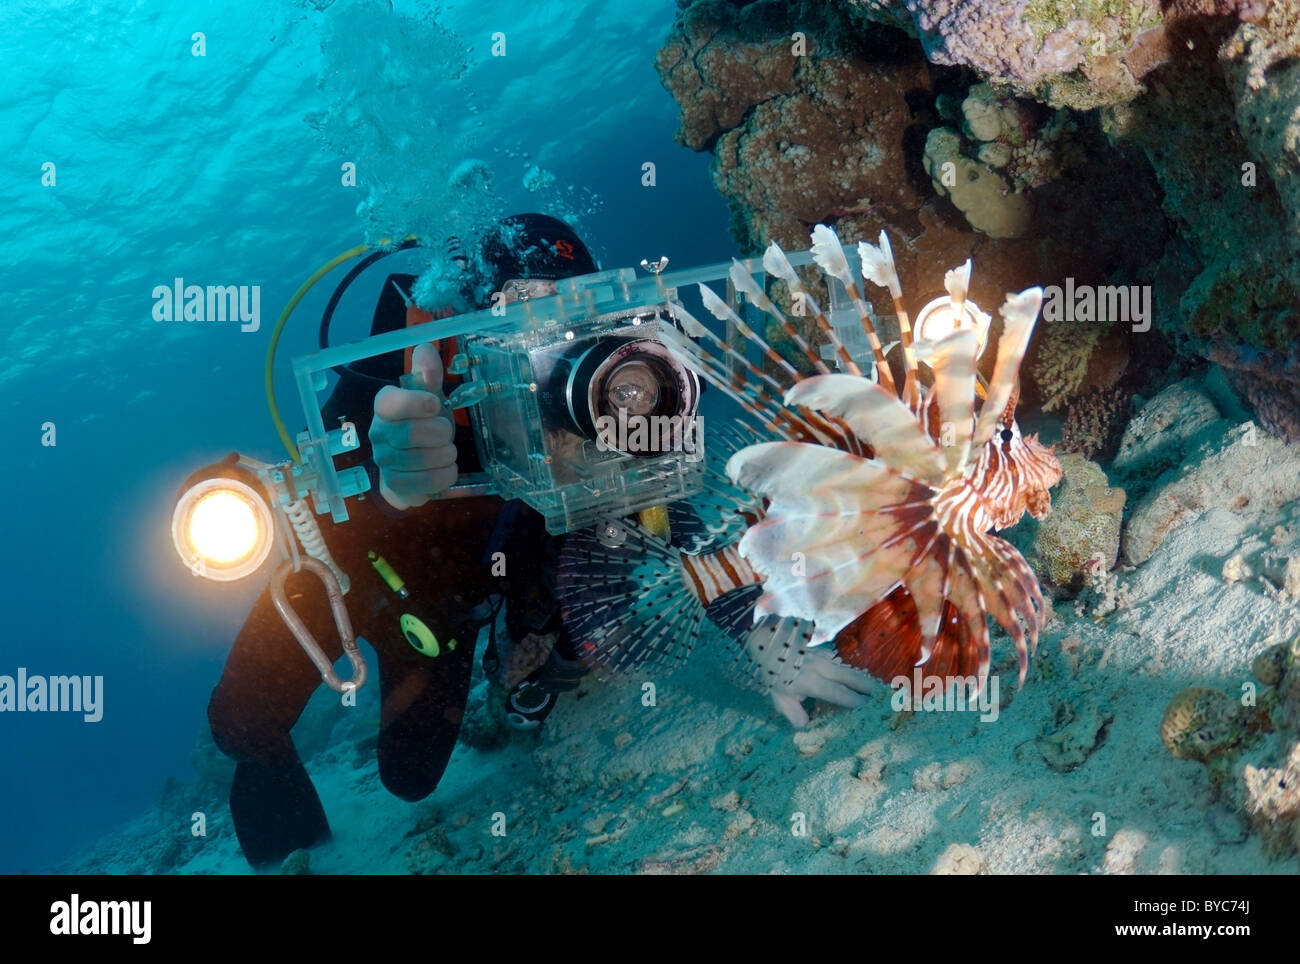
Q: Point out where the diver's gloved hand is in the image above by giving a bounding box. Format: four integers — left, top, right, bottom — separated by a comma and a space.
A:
369, 342, 458, 510
745, 621, 873, 728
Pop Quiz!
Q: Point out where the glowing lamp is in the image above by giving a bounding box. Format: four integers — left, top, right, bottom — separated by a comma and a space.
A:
912, 296, 992, 356
172, 474, 274, 581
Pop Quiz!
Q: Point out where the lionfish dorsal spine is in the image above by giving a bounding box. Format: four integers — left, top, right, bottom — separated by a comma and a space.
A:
761, 241, 866, 381
972, 287, 1043, 448
727, 259, 830, 375
810, 225, 896, 393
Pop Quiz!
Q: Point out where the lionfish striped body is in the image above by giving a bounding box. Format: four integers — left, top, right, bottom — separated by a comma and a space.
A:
558, 225, 1060, 698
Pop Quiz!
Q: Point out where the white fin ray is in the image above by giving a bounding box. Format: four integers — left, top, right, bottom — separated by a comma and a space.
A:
811, 223, 856, 290
973, 287, 1042, 448
944, 259, 972, 313
926, 328, 977, 478
903, 540, 951, 664
729, 260, 830, 375
782, 374, 946, 484
857, 232, 902, 300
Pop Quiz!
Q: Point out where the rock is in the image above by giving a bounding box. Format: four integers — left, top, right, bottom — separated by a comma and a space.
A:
1036, 704, 1113, 772
1101, 6, 1300, 442
710, 790, 741, 812
793, 729, 827, 757
1222, 551, 1252, 583
1113, 381, 1224, 481
724, 810, 756, 840
1102, 828, 1149, 875
1251, 643, 1289, 686
792, 758, 883, 835
1240, 740, 1300, 857
1025, 454, 1125, 593
1284, 558, 1300, 602
911, 761, 944, 792
1122, 422, 1300, 565
930, 842, 986, 875
941, 761, 973, 788
1159, 686, 1256, 761
459, 678, 512, 751
912, 760, 972, 791
638, 845, 725, 875
280, 849, 312, 875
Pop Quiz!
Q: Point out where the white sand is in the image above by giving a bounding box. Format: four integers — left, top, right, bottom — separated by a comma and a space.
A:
62, 375, 1300, 875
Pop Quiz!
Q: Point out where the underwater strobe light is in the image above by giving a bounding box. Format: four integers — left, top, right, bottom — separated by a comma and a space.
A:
170, 455, 368, 695
171, 468, 275, 581
913, 295, 993, 356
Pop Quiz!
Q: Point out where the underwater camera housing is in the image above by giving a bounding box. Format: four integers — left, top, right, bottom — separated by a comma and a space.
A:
292, 262, 722, 534
447, 300, 702, 532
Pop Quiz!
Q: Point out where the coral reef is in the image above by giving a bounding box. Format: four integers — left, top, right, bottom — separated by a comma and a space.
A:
1036, 701, 1113, 772
1060, 385, 1131, 461
657, 0, 1167, 412
1164, 640, 1300, 860
658, 0, 1300, 433
1020, 453, 1125, 593
922, 83, 1086, 238
1100, 3, 1300, 439
843, 0, 1274, 110
660, 0, 1300, 431
1028, 320, 1128, 412
1160, 686, 1257, 762
1074, 554, 1135, 619
841, 0, 1126, 108
1209, 344, 1300, 444
1241, 741, 1300, 856
923, 126, 1034, 238
654, 1, 939, 254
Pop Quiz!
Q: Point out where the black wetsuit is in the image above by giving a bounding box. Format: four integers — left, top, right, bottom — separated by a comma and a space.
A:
207, 275, 560, 868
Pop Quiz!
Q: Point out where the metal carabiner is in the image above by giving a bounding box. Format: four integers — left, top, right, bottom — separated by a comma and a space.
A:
269, 557, 368, 695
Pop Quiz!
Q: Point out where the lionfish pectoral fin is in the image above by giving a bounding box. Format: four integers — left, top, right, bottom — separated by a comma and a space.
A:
557, 523, 705, 676
782, 375, 947, 484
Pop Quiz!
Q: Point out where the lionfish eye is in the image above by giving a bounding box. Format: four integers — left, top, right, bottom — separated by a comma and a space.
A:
999, 427, 1013, 443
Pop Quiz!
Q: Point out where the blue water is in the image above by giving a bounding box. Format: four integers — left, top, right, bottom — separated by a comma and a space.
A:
0, 0, 735, 874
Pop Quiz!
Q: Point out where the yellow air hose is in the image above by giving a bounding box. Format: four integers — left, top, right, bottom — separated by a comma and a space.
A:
264, 236, 417, 463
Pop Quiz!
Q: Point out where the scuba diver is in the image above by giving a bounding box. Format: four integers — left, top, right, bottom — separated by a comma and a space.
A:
207, 212, 872, 869
207, 214, 595, 869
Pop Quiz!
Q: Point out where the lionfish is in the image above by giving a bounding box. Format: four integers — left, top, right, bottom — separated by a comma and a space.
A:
558, 224, 1061, 698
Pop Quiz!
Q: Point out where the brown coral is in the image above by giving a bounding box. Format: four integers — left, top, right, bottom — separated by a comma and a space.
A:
1061, 386, 1132, 461
1030, 321, 1128, 412
1160, 686, 1256, 762
1241, 741, 1300, 856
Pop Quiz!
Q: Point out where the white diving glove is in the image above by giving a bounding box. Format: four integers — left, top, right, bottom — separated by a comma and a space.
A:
745, 619, 874, 728
369, 342, 458, 510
